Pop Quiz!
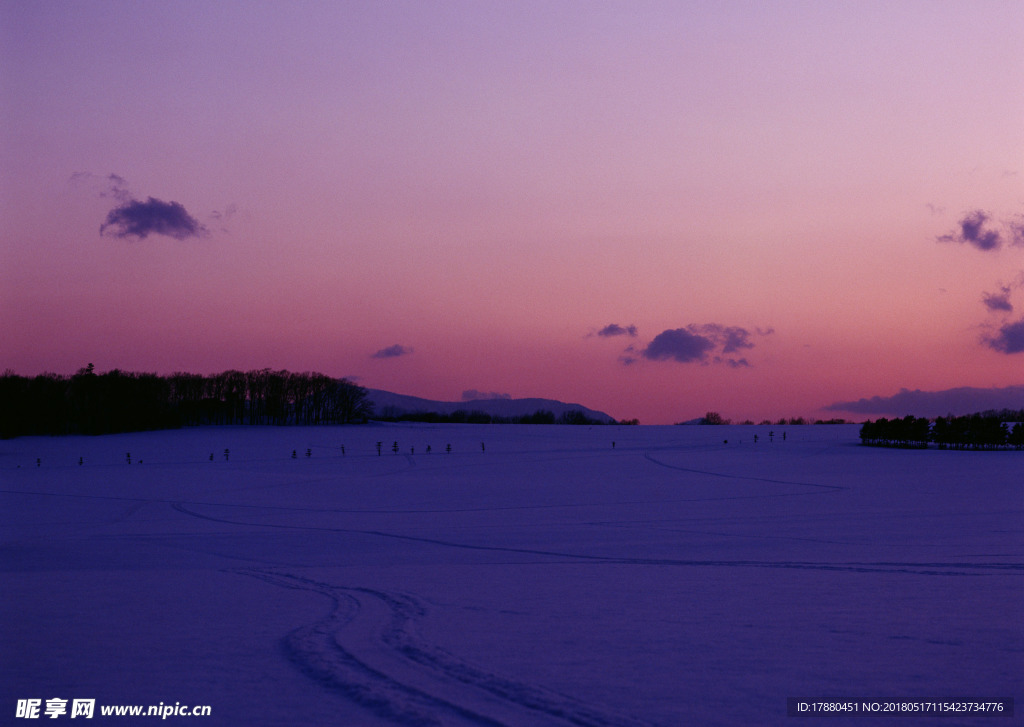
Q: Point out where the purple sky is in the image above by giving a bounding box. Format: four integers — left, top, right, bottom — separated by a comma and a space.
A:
2, 1, 1022, 423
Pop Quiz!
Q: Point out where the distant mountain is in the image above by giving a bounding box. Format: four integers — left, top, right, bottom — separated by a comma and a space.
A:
364, 389, 615, 423
827, 385, 1024, 418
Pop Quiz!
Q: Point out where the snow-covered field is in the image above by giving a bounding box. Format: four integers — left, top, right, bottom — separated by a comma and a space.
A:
2, 423, 1020, 726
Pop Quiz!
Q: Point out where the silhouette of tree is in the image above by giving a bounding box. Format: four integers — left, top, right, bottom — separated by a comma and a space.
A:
861, 413, 1014, 450
1009, 423, 1024, 450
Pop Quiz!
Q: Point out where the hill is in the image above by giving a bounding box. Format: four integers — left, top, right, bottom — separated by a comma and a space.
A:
364, 389, 615, 423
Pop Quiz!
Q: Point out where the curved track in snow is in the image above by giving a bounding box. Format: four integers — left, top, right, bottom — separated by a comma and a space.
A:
169, 502, 1017, 577
641, 452, 848, 494
237, 568, 661, 727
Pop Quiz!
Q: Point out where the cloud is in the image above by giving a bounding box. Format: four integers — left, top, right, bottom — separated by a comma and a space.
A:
618, 345, 639, 365
696, 323, 756, 353
210, 203, 238, 222
596, 323, 637, 338
74, 172, 212, 240
642, 328, 716, 363
100, 197, 207, 240
371, 344, 413, 359
982, 286, 1013, 312
1009, 217, 1024, 247
638, 324, 768, 365
715, 356, 750, 368
826, 385, 1024, 417
461, 389, 512, 401
71, 171, 132, 202
102, 173, 132, 202
980, 274, 1024, 314
937, 210, 1002, 251
984, 318, 1024, 354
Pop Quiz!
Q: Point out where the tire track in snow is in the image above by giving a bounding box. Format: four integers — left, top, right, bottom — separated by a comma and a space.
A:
0, 489, 158, 504
237, 568, 501, 727
642, 452, 847, 494
172, 503, 1018, 576
236, 568, 660, 727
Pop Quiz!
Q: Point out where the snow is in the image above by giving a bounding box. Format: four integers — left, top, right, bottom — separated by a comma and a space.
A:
1, 423, 1020, 725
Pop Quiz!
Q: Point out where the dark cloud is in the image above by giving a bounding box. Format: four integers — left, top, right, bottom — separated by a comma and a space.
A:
461, 389, 512, 401
694, 324, 755, 354
638, 324, 768, 365
371, 344, 413, 359
100, 197, 207, 240
984, 319, 1024, 354
642, 328, 716, 363
826, 385, 1024, 417
982, 286, 1013, 312
597, 323, 638, 338
74, 172, 213, 240
937, 210, 1002, 251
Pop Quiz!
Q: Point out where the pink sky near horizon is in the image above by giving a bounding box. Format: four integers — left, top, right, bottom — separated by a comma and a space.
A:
2, 1, 1023, 424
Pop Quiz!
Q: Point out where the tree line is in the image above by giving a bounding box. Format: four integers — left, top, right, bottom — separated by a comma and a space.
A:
377, 408, 609, 425
859, 414, 1024, 450
0, 365, 371, 438
679, 412, 849, 425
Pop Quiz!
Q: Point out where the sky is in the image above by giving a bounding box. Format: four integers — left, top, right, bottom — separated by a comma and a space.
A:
2, 0, 1022, 424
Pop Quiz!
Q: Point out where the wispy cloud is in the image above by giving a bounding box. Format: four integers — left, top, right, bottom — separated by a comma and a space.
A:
371, 344, 413, 359
716, 356, 750, 368
1009, 217, 1024, 247
596, 323, 638, 338
71, 171, 131, 202
619, 345, 639, 366
210, 203, 238, 223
